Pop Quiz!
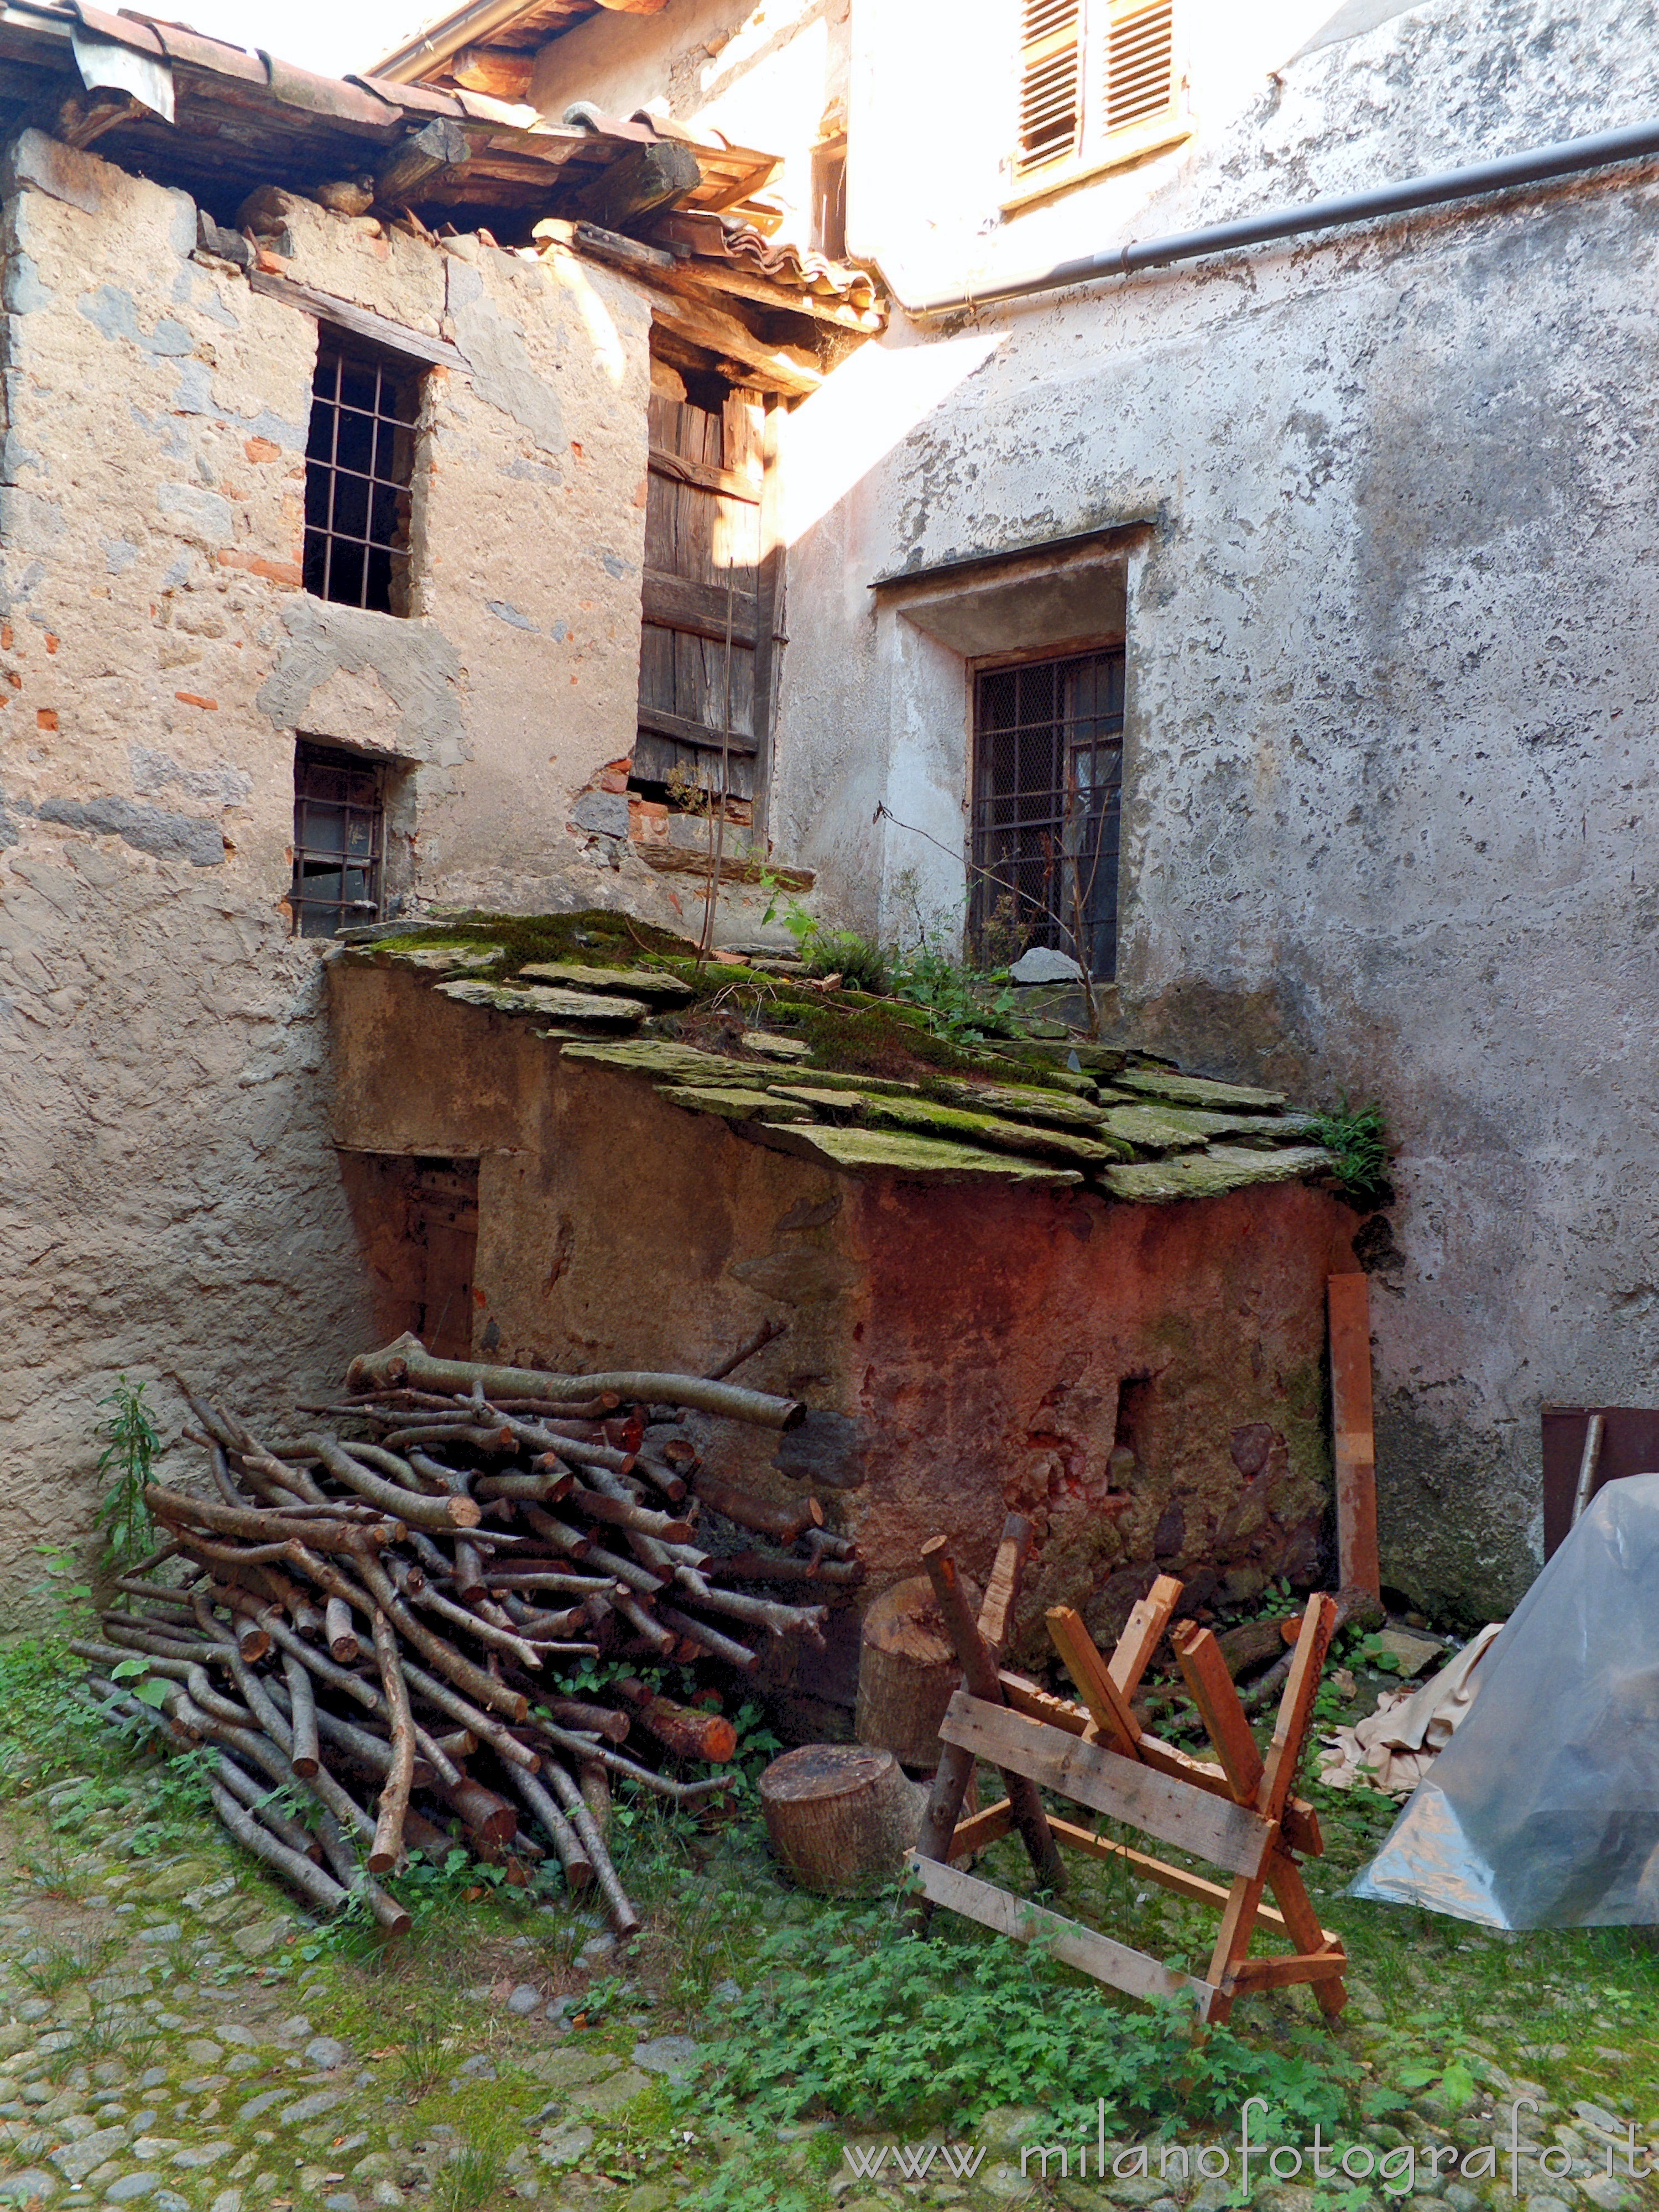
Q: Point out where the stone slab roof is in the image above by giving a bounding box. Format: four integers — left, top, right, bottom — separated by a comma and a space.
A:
333, 911, 1340, 1204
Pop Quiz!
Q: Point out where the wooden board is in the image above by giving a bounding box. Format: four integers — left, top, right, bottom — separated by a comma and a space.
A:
1328, 1274, 1380, 1598
1048, 1604, 1141, 1756
907, 1851, 1219, 2014
1227, 1948, 1348, 1991
937, 1691, 1276, 1878
248, 270, 468, 370
636, 380, 774, 806
1108, 1573, 1183, 1697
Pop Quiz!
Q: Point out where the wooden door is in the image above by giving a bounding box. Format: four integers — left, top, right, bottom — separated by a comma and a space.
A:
636, 368, 780, 815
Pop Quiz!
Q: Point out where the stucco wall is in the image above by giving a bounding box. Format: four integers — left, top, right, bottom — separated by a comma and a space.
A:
0, 127, 667, 1624
327, 956, 1358, 1672
766, 0, 1659, 1614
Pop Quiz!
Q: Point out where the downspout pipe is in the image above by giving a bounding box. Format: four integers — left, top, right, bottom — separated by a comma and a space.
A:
885, 116, 1659, 317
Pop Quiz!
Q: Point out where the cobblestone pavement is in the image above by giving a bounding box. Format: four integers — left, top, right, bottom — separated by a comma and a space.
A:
6, 1752, 1659, 2212
0, 1765, 713, 2212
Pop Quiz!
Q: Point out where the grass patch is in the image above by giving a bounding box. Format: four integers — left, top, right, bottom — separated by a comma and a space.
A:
17, 1932, 120, 1997
431, 2117, 512, 2211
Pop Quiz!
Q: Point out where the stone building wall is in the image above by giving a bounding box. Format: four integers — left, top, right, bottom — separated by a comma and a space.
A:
762, 0, 1659, 1617
0, 127, 668, 1624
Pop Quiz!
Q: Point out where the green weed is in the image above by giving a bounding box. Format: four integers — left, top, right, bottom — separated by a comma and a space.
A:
1306, 1098, 1391, 1207
95, 1376, 161, 1567
890, 942, 1016, 1044
392, 2016, 454, 2104
17, 1933, 119, 1998
688, 1899, 1361, 2140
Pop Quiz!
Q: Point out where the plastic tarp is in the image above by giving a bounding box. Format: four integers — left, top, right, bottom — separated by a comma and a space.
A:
1350, 1473, 1659, 1927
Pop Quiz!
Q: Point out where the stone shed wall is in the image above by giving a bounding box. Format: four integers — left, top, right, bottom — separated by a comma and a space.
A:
0, 128, 667, 1623
327, 958, 1359, 1679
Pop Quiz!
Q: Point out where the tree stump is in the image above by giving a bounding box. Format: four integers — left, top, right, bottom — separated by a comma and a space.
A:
760, 1744, 928, 1895
855, 1572, 971, 1771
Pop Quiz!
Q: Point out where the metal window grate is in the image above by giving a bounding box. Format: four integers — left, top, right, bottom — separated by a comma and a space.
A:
303, 339, 419, 614
970, 649, 1125, 978
292, 739, 384, 938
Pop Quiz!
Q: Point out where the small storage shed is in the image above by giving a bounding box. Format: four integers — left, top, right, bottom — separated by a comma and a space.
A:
325, 912, 1363, 1691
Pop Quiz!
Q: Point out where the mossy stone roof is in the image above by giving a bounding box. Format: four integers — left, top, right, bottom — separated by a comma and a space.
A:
335, 912, 1339, 1207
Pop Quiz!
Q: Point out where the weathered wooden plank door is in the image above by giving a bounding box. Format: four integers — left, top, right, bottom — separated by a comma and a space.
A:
635, 365, 780, 819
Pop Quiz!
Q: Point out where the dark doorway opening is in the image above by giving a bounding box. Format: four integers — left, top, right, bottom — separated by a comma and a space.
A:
340, 1154, 479, 1360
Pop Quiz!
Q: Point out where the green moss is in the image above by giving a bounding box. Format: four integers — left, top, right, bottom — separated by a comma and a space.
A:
395, 910, 702, 982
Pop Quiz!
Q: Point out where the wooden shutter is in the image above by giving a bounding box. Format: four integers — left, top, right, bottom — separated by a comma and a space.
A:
1103, 0, 1177, 137
1016, 0, 1083, 176
636, 374, 776, 806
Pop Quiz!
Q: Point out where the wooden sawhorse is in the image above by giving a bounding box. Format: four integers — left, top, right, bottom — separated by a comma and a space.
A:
906, 1526, 1347, 2025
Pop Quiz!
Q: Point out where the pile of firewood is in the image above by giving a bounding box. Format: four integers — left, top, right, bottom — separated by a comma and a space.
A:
74, 1333, 861, 1938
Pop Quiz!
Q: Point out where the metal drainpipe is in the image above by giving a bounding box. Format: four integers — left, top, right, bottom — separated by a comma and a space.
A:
371, 0, 535, 84
880, 116, 1659, 318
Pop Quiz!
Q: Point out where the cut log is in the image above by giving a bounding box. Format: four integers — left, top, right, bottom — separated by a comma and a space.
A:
854, 1573, 963, 1771
614, 1678, 736, 1762
760, 1743, 927, 1896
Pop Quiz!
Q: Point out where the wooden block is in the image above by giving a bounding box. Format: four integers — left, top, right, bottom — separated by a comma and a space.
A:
937, 1691, 1276, 1878
1171, 1622, 1265, 1803
1108, 1572, 1183, 1698
1328, 1274, 1380, 1599
950, 1797, 1014, 1859
906, 1850, 1219, 2014
1226, 1948, 1349, 1992
1047, 1604, 1141, 1755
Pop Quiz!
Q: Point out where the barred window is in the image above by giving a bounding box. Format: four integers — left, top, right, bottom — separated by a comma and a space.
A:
303, 337, 420, 615
291, 739, 384, 938
969, 650, 1124, 979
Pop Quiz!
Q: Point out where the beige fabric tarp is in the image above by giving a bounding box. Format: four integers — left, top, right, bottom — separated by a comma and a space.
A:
1318, 1623, 1504, 1795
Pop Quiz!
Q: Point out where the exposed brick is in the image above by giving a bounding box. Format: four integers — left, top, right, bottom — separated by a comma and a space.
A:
243, 437, 282, 464
174, 692, 218, 711
44, 633, 58, 654
36, 708, 56, 729
216, 549, 302, 587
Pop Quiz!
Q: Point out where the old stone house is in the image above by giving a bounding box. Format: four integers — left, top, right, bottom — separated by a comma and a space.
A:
1, 0, 1653, 1626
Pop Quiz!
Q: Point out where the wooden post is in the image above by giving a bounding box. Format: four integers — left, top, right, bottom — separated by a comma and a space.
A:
924, 1539, 1065, 1891
1328, 1274, 1380, 1599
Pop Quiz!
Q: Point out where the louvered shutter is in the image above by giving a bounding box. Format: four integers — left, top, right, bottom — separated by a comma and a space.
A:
1016, 0, 1083, 176
1102, 0, 1177, 136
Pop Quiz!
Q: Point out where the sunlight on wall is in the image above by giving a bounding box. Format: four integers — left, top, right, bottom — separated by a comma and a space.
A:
542, 250, 629, 385
779, 326, 1009, 547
